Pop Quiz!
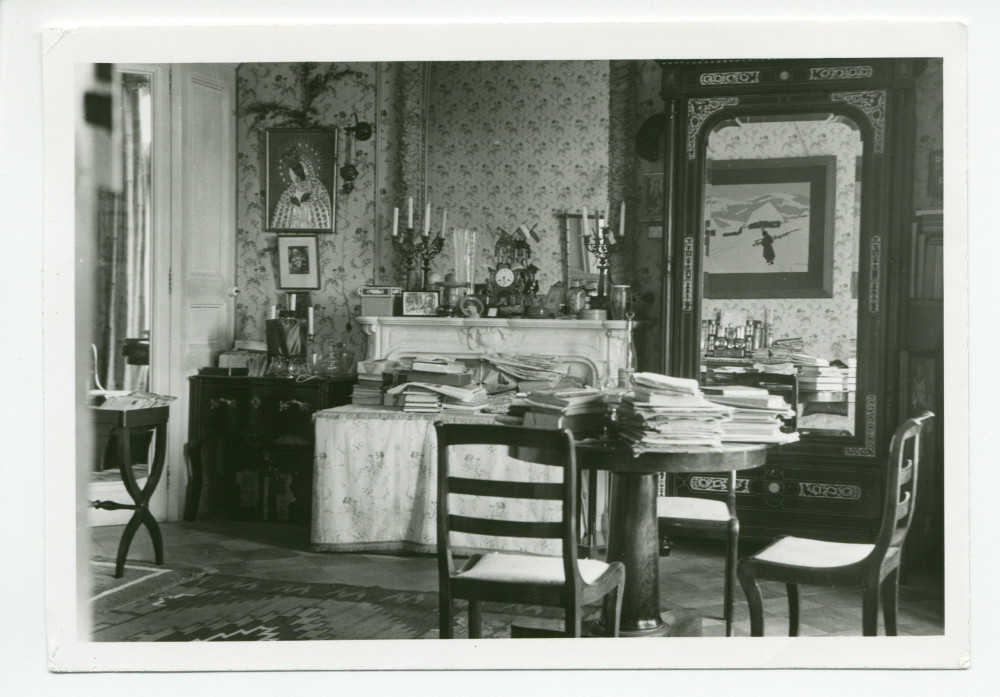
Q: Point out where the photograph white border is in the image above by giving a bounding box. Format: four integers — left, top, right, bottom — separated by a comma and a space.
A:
2, 0, 983, 692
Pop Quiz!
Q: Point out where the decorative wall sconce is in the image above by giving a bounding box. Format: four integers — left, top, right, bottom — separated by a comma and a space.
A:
339, 114, 374, 195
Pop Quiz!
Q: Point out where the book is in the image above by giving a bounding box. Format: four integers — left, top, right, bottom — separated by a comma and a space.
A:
527, 388, 604, 408
402, 369, 474, 387
632, 372, 701, 395
409, 356, 468, 374
706, 394, 792, 411
700, 384, 770, 396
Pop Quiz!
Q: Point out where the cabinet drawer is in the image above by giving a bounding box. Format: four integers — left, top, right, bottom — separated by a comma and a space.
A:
265, 386, 321, 430
199, 384, 246, 430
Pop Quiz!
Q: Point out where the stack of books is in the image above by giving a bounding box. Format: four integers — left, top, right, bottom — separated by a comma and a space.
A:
386, 382, 489, 414
521, 388, 607, 436
352, 359, 397, 406
797, 364, 857, 397
618, 373, 732, 454
702, 384, 799, 444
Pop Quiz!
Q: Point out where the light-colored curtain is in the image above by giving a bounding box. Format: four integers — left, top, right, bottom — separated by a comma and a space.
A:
96, 72, 151, 391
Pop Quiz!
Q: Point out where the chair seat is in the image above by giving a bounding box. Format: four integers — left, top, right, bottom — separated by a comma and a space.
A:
657, 496, 731, 522
457, 551, 611, 585
754, 536, 876, 569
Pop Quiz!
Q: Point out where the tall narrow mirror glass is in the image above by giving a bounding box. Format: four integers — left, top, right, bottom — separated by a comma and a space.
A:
700, 113, 863, 437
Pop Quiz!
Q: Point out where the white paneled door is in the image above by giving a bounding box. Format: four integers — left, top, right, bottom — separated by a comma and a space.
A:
164, 63, 236, 521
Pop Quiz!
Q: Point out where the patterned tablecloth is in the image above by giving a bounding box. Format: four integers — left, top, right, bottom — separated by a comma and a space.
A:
311, 405, 563, 555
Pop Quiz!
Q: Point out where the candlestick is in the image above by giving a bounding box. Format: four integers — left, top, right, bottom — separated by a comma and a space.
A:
620, 201, 626, 239
392, 207, 399, 236
441, 208, 447, 238
582, 206, 589, 237
307, 307, 314, 335
289, 293, 296, 311
423, 203, 431, 236
407, 197, 413, 228
270, 305, 276, 320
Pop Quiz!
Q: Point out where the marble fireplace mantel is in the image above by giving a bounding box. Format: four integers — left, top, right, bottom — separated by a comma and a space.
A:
357, 316, 632, 387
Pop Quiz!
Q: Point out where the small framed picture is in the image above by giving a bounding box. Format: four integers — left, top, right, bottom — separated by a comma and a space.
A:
640, 172, 664, 221
276, 235, 320, 290
402, 291, 439, 316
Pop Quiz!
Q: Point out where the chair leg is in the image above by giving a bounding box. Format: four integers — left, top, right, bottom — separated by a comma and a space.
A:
439, 590, 454, 639
862, 580, 880, 636
882, 568, 900, 636
602, 582, 624, 638
738, 563, 765, 637
468, 600, 482, 638
786, 584, 800, 637
724, 523, 738, 637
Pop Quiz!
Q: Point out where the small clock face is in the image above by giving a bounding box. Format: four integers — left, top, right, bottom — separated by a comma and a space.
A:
494, 267, 516, 288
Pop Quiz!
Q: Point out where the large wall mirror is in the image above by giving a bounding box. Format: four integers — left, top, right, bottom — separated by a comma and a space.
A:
701, 112, 863, 438
659, 59, 918, 458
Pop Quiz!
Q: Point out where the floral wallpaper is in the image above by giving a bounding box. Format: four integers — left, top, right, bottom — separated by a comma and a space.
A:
423, 60, 610, 291
236, 62, 408, 361
703, 120, 863, 362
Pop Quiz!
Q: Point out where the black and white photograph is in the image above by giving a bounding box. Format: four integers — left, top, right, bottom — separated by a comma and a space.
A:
4, 1, 991, 693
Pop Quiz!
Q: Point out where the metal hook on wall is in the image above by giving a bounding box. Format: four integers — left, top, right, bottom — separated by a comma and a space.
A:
340, 114, 374, 195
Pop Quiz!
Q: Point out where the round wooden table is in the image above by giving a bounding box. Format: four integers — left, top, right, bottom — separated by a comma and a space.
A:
576, 440, 767, 637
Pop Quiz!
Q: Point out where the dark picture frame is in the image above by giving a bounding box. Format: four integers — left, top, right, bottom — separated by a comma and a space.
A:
265, 128, 338, 233
703, 156, 836, 299
276, 234, 320, 290
639, 171, 664, 221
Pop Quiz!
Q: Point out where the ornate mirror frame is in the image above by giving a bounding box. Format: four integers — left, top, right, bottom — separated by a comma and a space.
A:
657, 58, 923, 460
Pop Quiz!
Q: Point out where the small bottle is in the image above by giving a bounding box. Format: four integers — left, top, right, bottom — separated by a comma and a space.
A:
566, 284, 587, 315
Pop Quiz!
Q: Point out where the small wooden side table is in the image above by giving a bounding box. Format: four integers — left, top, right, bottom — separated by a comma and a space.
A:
91, 406, 170, 578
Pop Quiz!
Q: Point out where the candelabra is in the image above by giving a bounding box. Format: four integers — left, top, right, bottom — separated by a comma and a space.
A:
392, 227, 445, 290
583, 221, 625, 309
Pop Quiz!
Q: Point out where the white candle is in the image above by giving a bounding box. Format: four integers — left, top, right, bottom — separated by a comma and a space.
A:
270, 305, 276, 320
289, 293, 296, 311
581, 207, 589, 237
424, 203, 431, 236
307, 307, 314, 335
620, 201, 626, 239
392, 207, 399, 236
407, 197, 413, 228
441, 208, 447, 237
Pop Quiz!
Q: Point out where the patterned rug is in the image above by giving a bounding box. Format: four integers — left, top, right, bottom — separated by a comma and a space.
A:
91, 572, 588, 641
90, 559, 209, 616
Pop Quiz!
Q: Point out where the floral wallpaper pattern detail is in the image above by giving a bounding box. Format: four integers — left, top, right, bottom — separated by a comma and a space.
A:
236, 63, 383, 360
704, 120, 864, 362
423, 61, 610, 291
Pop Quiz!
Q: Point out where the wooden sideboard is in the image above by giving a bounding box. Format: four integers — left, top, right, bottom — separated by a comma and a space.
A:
184, 375, 355, 524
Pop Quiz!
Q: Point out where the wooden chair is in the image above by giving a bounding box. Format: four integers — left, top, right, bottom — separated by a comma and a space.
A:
435, 423, 626, 638
655, 372, 795, 637
737, 411, 933, 636
657, 472, 739, 636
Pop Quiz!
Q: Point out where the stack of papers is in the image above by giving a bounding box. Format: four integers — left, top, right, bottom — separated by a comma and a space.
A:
96, 391, 176, 410
619, 373, 731, 453
703, 387, 799, 444
387, 382, 490, 413
485, 353, 567, 384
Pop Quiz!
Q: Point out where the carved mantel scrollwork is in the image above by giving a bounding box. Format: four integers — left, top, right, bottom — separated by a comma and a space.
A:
461, 327, 516, 354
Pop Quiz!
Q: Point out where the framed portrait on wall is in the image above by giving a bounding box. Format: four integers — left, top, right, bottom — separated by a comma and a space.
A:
703, 156, 835, 299
639, 172, 664, 221
276, 234, 321, 290
265, 129, 338, 233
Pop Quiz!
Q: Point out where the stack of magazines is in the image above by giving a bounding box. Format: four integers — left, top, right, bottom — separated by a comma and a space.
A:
521, 387, 607, 436
618, 373, 732, 454
387, 382, 489, 414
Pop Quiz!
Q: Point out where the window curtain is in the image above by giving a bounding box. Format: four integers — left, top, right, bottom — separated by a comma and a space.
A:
95, 73, 151, 391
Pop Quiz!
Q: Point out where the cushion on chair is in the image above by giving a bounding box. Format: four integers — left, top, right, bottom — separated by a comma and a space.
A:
456, 551, 611, 585
657, 496, 731, 522
753, 536, 876, 568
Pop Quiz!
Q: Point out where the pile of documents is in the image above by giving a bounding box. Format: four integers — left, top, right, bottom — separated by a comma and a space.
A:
485, 353, 566, 385
386, 382, 489, 414
618, 373, 732, 453
521, 387, 607, 436
702, 384, 799, 444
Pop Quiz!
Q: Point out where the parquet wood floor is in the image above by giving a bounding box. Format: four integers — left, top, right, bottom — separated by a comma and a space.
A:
89, 519, 944, 638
